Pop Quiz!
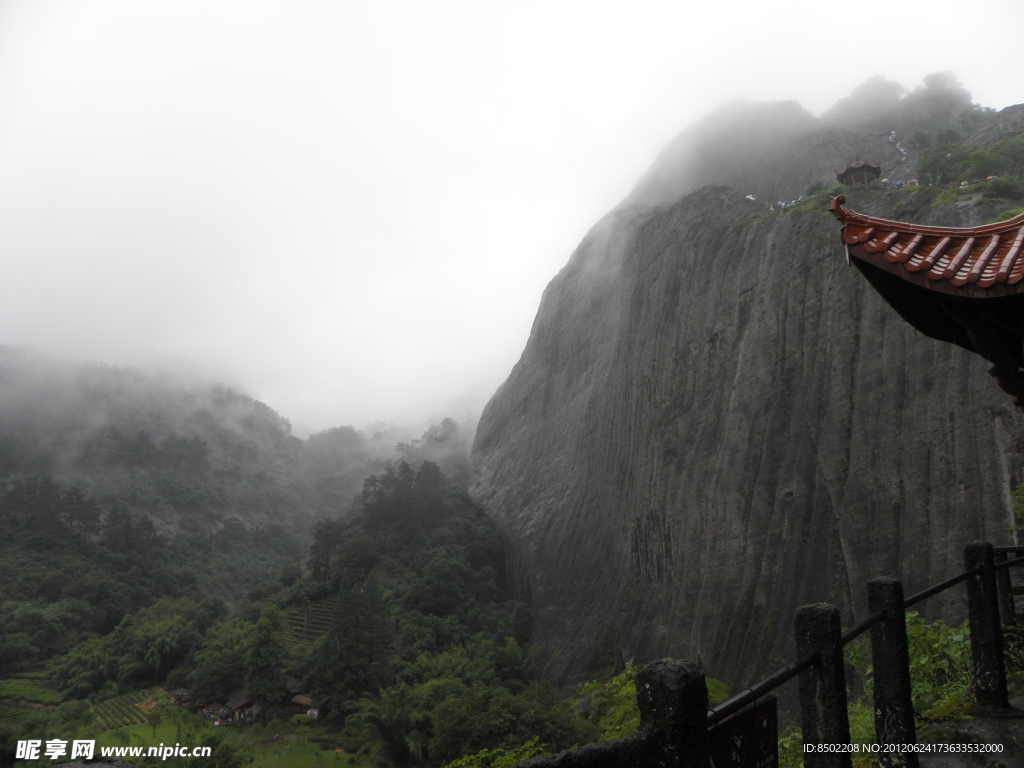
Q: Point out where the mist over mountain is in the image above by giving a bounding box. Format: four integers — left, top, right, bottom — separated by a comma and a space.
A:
0, 346, 474, 534
630, 71, 985, 210
470, 76, 1024, 688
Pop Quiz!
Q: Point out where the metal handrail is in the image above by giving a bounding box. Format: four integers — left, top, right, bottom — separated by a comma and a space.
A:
705, 550, 1024, 727
993, 553, 1024, 571
904, 565, 980, 609
840, 609, 886, 645
706, 650, 819, 728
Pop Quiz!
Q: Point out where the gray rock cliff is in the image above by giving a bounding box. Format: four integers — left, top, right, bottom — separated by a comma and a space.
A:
470, 100, 1024, 689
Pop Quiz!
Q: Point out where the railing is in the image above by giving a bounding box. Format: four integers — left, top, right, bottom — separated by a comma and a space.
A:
512, 541, 1024, 768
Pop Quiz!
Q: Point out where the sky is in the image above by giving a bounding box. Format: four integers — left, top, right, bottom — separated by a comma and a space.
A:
0, 0, 1022, 438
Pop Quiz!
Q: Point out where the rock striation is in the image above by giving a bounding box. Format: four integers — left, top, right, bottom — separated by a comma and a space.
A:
470, 102, 1024, 689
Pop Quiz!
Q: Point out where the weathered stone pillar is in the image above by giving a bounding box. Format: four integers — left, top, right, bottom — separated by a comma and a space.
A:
867, 578, 917, 768
795, 603, 852, 768
511, 659, 708, 768
634, 659, 710, 768
963, 542, 1009, 708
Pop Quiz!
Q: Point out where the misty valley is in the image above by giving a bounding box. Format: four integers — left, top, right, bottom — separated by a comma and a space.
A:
0, 353, 646, 767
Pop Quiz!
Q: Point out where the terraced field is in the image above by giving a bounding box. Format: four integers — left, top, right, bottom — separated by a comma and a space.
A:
0, 703, 34, 724
279, 597, 337, 648
0, 677, 63, 705
93, 688, 163, 730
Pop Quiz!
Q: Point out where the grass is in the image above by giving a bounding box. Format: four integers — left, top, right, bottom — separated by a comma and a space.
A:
87, 704, 384, 768
0, 703, 34, 723
0, 677, 64, 705
95, 719, 181, 749
246, 740, 379, 768
987, 206, 1024, 223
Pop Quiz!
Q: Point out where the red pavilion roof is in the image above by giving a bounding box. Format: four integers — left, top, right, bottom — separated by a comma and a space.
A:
834, 161, 881, 174
830, 195, 1024, 298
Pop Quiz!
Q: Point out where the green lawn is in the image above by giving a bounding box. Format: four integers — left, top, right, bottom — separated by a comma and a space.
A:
95, 720, 180, 749
246, 740, 376, 768
93, 712, 383, 768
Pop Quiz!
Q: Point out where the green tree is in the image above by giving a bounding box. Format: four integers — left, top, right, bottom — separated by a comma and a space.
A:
0, 476, 62, 536
907, 130, 931, 148
58, 486, 101, 538
918, 143, 971, 186
429, 683, 597, 765
190, 618, 252, 701
349, 684, 431, 765
404, 557, 471, 617
146, 705, 163, 737
245, 604, 286, 722
966, 148, 1001, 180
308, 581, 389, 709
996, 135, 1024, 181
443, 737, 548, 768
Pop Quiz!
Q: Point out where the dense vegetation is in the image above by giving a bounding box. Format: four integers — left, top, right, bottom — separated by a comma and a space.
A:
283, 460, 598, 764
916, 134, 1024, 187
0, 350, 593, 766
0, 454, 603, 767
0, 371, 694, 767
0, 351, 511, 767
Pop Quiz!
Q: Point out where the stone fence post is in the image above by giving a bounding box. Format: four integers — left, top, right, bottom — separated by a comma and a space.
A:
513, 659, 708, 768
963, 542, 1008, 708
867, 578, 917, 768
795, 603, 851, 768
634, 659, 709, 767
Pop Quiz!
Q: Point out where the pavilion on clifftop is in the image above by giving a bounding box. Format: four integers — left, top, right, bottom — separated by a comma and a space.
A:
835, 161, 882, 186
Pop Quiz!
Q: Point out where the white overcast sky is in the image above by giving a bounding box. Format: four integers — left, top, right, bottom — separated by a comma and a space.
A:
1, 0, 1021, 437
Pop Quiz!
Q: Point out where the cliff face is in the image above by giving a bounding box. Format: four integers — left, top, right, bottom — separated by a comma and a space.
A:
470, 104, 1024, 688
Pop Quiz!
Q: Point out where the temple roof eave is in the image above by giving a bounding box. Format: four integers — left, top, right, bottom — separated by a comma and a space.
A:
830, 195, 1024, 293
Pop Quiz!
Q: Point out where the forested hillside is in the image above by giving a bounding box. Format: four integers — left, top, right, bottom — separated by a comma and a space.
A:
0, 349, 609, 767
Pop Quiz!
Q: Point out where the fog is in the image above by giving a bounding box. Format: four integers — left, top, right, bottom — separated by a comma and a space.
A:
1, 0, 1021, 437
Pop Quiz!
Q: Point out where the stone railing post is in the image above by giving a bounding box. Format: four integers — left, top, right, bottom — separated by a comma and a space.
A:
634, 659, 709, 768
867, 578, 917, 768
795, 603, 851, 768
963, 542, 1009, 708
512, 659, 708, 768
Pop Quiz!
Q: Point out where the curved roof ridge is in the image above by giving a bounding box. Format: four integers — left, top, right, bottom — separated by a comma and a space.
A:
830, 195, 1024, 295
830, 195, 1024, 238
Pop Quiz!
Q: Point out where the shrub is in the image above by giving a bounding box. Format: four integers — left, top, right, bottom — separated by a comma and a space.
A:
908, 130, 932, 148
983, 177, 1024, 202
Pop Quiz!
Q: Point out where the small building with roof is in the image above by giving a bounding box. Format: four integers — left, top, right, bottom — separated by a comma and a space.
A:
168, 688, 193, 706
835, 161, 882, 186
225, 688, 253, 720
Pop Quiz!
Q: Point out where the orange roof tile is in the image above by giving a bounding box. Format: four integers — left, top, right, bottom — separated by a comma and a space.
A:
830, 195, 1024, 408
830, 195, 1024, 298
